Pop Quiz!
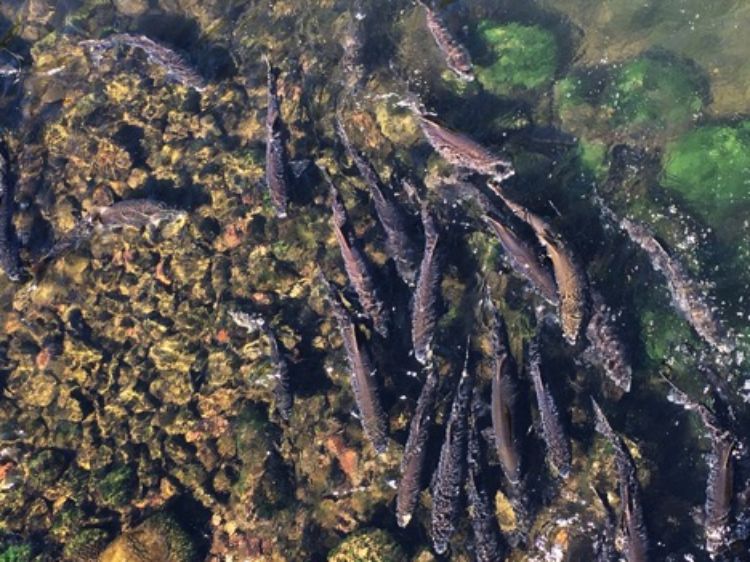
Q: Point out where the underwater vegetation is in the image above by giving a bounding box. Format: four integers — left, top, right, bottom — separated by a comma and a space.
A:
555, 52, 707, 142
475, 22, 558, 96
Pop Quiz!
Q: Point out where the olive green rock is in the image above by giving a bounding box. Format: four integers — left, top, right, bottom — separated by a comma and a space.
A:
99, 513, 196, 562
95, 464, 137, 508
0, 544, 33, 562
63, 528, 110, 561
327, 529, 406, 562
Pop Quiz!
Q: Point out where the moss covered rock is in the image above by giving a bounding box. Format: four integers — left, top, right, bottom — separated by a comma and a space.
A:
95, 464, 137, 508
476, 22, 557, 96
327, 529, 406, 562
0, 544, 33, 562
62, 527, 109, 561
555, 53, 706, 141
661, 121, 750, 215
99, 513, 195, 562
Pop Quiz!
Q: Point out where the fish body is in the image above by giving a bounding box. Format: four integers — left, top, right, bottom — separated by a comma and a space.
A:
412, 203, 441, 364
416, 113, 513, 179
80, 34, 205, 90
663, 379, 737, 556
431, 348, 474, 555
396, 366, 439, 527
489, 307, 523, 486
592, 400, 649, 562
340, 4, 367, 92
0, 146, 22, 281
265, 57, 290, 218
229, 311, 293, 421
93, 199, 185, 230
335, 116, 419, 285
327, 176, 390, 338
528, 339, 571, 478
616, 215, 732, 355
467, 399, 505, 562
498, 193, 589, 345
321, 275, 389, 453
416, 0, 474, 81
584, 291, 632, 392
484, 212, 558, 305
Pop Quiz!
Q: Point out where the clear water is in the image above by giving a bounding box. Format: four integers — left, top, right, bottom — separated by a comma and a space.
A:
0, 0, 749, 560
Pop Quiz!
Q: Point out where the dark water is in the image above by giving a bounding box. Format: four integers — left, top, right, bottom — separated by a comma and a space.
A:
0, 0, 749, 561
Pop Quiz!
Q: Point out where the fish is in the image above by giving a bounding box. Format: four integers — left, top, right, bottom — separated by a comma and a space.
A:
584, 291, 632, 392
606, 208, 732, 355
467, 393, 506, 562
396, 365, 439, 527
229, 311, 293, 421
91, 199, 185, 230
431, 345, 474, 555
410, 108, 514, 180
528, 338, 571, 478
335, 115, 419, 286
339, 2, 367, 92
0, 144, 23, 281
483, 211, 559, 306
496, 190, 589, 345
80, 34, 205, 91
320, 274, 388, 453
412, 202, 442, 365
488, 303, 523, 486
662, 378, 738, 557
415, 0, 474, 82
326, 171, 390, 338
591, 400, 649, 562
264, 56, 291, 218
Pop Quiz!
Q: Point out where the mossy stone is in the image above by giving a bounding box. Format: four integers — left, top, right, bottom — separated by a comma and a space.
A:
63, 527, 110, 561
99, 513, 195, 562
96, 464, 137, 508
327, 528, 406, 562
0, 544, 33, 562
476, 22, 557, 96
661, 121, 750, 217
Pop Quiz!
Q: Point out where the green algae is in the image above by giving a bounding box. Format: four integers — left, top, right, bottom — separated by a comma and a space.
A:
0, 545, 32, 562
96, 464, 137, 508
555, 53, 706, 142
661, 121, 750, 214
476, 22, 557, 96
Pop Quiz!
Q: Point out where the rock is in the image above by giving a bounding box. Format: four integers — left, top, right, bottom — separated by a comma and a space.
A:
63, 528, 110, 561
96, 464, 137, 508
327, 529, 406, 562
476, 22, 558, 96
99, 513, 196, 562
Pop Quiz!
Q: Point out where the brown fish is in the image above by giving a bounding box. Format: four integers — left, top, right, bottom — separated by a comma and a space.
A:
229, 311, 293, 421
592, 400, 649, 562
431, 345, 474, 555
488, 303, 523, 486
320, 274, 388, 453
483, 212, 558, 305
92, 199, 185, 230
662, 377, 737, 556
416, 0, 474, 82
412, 202, 442, 365
335, 115, 420, 286
326, 172, 390, 338
584, 291, 632, 392
396, 365, 439, 527
496, 190, 589, 345
610, 209, 733, 356
528, 338, 571, 478
264, 56, 290, 218
414, 111, 514, 179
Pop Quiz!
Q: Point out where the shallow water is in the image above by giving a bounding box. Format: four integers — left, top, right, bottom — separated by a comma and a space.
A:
0, 0, 749, 561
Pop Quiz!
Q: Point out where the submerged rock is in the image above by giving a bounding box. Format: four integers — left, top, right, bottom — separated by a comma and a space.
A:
327, 528, 406, 562
555, 53, 706, 142
476, 22, 558, 96
99, 513, 196, 562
